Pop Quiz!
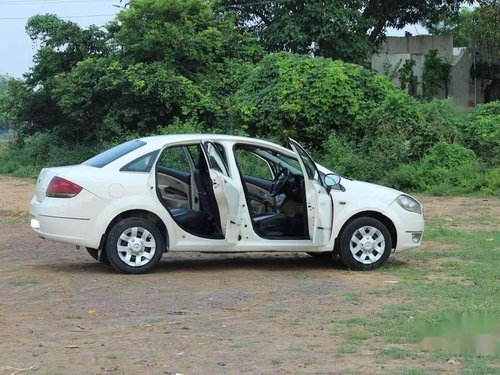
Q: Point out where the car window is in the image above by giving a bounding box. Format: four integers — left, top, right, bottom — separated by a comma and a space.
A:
157, 145, 191, 173
83, 139, 146, 168
203, 141, 229, 176
289, 140, 321, 184
234, 148, 273, 180
121, 150, 159, 172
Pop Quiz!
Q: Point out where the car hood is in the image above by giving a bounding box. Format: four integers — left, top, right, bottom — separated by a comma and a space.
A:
340, 178, 404, 202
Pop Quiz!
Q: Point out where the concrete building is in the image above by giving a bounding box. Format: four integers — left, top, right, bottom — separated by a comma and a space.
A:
371, 34, 499, 109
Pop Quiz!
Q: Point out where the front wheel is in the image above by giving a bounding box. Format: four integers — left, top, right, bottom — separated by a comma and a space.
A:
105, 218, 164, 274
338, 217, 392, 270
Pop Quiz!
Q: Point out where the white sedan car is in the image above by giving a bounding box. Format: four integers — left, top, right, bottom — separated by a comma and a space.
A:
30, 134, 424, 274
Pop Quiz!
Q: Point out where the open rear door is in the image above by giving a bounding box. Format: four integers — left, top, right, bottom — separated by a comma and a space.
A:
289, 139, 333, 246
200, 141, 243, 243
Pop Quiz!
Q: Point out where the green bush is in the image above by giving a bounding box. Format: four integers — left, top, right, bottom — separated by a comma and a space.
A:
462, 101, 500, 167
386, 142, 487, 195
420, 99, 467, 144
231, 52, 399, 148
360, 93, 436, 169
475, 167, 500, 195
0, 132, 95, 178
319, 133, 378, 181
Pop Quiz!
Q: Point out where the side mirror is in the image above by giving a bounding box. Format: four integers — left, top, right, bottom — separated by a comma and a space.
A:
324, 173, 341, 187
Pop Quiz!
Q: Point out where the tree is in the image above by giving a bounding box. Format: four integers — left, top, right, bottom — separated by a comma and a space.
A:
2, 0, 262, 144
468, 4, 499, 63
221, 0, 488, 64
422, 49, 452, 99
230, 52, 402, 147
425, 7, 474, 47
426, 4, 499, 61
0, 75, 9, 130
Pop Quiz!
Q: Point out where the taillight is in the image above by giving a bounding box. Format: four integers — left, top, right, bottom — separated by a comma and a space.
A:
46, 176, 83, 198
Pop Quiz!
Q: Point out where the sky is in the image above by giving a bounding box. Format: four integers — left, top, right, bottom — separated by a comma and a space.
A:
0, 0, 121, 77
0, 0, 426, 78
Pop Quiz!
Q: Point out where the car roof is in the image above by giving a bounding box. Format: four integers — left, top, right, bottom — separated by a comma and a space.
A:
139, 134, 291, 152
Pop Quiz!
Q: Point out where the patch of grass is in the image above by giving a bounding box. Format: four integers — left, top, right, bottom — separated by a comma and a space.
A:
340, 291, 363, 303
328, 217, 499, 371
270, 358, 283, 366
391, 368, 440, 375
337, 342, 359, 354
230, 342, 249, 349
460, 355, 500, 375
143, 317, 162, 324
0, 217, 30, 225
379, 347, 407, 359
65, 314, 83, 320
9, 277, 39, 287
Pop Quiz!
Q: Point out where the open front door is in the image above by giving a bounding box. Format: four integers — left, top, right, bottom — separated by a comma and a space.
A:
200, 141, 243, 243
289, 139, 333, 246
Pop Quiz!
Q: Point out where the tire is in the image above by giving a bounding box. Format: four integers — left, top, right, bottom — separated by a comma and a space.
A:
86, 247, 109, 264
338, 217, 392, 271
105, 217, 164, 274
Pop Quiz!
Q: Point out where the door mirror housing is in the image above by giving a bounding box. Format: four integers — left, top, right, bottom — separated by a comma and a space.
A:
324, 173, 341, 189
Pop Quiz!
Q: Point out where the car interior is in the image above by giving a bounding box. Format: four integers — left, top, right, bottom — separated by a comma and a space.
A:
156, 144, 224, 239
155, 142, 309, 240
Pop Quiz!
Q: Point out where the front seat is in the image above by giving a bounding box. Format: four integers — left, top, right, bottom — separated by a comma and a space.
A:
252, 212, 291, 237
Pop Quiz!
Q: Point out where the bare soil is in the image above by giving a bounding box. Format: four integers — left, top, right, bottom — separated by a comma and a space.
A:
0, 176, 498, 374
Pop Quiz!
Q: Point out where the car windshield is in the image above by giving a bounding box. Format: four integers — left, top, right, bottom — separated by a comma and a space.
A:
251, 148, 303, 175
83, 139, 146, 168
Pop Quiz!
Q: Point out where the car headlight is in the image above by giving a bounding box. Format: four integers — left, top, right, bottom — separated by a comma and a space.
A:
396, 195, 422, 214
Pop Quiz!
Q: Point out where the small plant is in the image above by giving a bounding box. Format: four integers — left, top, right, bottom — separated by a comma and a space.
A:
9, 277, 39, 287
422, 49, 452, 99
398, 59, 418, 96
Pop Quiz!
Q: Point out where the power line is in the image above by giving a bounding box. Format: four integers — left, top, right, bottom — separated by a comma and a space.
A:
0, 13, 117, 20
0, 0, 116, 4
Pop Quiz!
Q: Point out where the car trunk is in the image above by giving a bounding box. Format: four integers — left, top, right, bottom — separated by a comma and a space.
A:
35, 165, 99, 202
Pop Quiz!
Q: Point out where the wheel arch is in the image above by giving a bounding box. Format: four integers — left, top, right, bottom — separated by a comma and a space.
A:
101, 209, 169, 252
335, 211, 397, 251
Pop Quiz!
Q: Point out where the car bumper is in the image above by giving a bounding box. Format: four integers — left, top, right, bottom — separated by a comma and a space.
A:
29, 194, 102, 249
390, 204, 425, 252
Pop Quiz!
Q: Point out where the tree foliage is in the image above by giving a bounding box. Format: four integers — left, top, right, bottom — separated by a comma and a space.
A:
426, 4, 499, 63
221, 0, 485, 64
1, 0, 262, 144
0, 0, 498, 195
0, 75, 9, 130
422, 49, 452, 99
231, 52, 398, 147
462, 101, 500, 167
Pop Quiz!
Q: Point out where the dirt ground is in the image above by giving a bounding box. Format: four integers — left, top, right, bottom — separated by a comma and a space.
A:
0, 175, 498, 374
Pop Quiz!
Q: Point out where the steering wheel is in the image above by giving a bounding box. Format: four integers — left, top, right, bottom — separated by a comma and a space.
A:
269, 168, 290, 197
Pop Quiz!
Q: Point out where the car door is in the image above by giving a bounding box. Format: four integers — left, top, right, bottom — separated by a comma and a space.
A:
289, 139, 333, 246
200, 141, 244, 244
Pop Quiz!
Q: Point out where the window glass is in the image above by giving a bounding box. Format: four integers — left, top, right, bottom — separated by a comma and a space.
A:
291, 141, 321, 183
204, 142, 229, 176
84, 139, 146, 168
121, 150, 159, 172
157, 145, 191, 173
234, 148, 273, 180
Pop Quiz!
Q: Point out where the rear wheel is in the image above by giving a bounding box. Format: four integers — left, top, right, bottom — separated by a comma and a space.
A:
339, 217, 391, 270
105, 218, 164, 274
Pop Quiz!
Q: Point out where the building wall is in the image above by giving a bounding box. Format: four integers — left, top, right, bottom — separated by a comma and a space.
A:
371, 35, 485, 110
449, 49, 483, 109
